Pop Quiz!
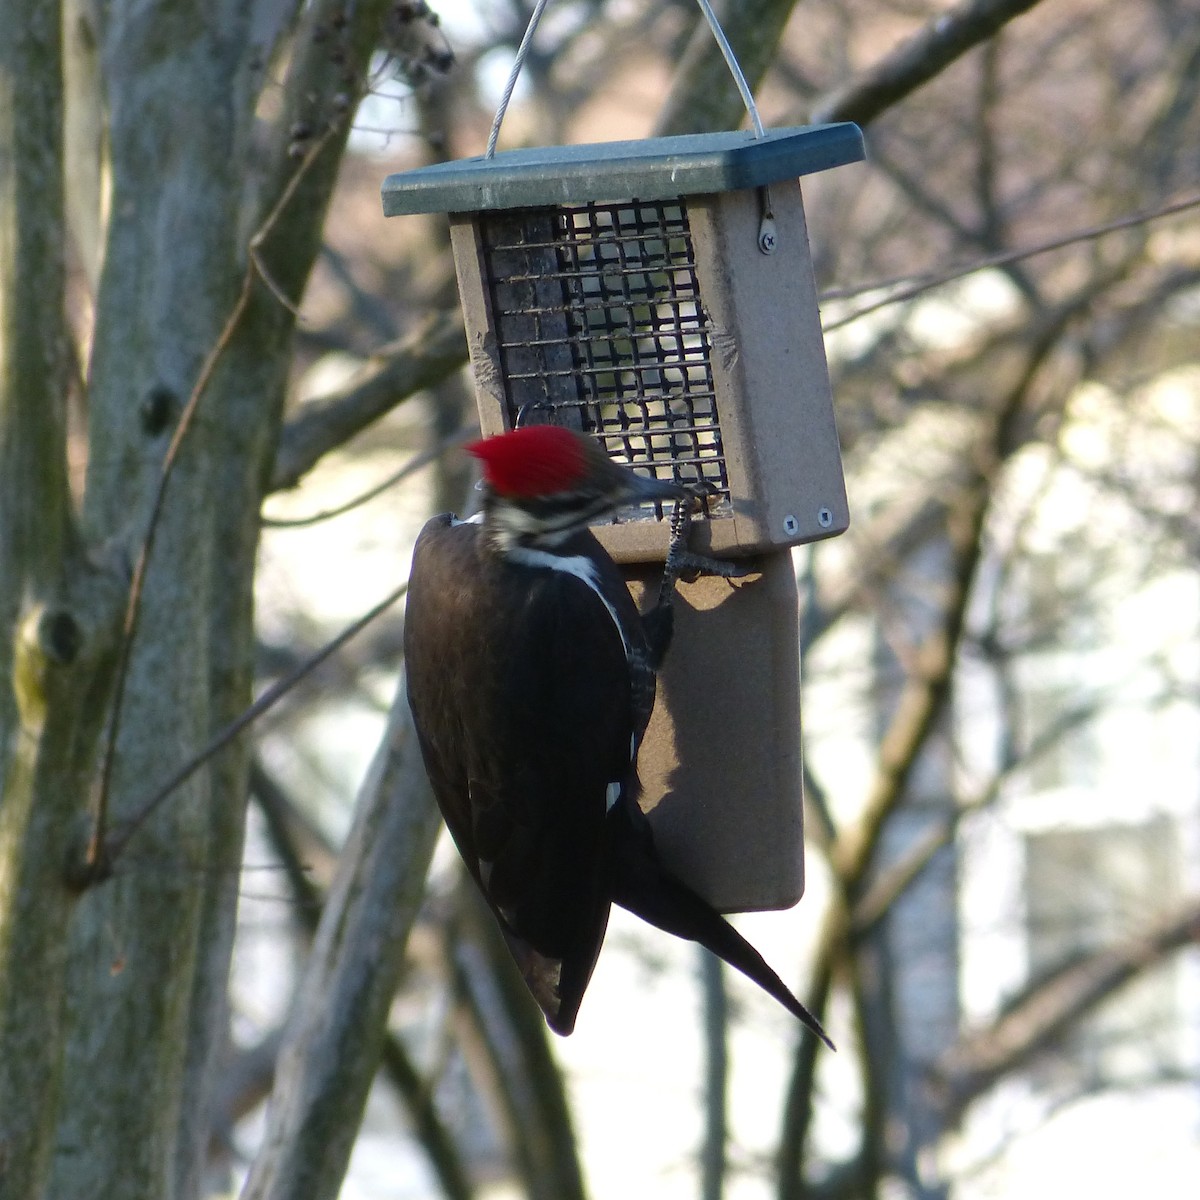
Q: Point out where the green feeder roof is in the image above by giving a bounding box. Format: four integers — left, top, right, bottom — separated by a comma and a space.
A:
381, 123, 864, 216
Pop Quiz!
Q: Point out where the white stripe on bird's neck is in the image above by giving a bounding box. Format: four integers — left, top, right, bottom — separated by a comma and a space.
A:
506, 545, 632, 662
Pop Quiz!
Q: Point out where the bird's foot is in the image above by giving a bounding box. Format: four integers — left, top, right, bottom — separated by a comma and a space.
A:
669, 549, 755, 580
658, 495, 754, 608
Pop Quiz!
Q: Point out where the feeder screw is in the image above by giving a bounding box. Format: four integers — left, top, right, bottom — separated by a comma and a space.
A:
783, 514, 800, 536
758, 217, 778, 255
817, 507, 833, 529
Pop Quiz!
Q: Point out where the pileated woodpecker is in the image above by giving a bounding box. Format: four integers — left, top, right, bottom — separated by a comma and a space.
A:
404, 425, 830, 1045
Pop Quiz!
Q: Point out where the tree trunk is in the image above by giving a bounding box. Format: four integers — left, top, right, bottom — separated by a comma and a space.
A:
0, 3, 393, 1197
0, 4, 109, 1198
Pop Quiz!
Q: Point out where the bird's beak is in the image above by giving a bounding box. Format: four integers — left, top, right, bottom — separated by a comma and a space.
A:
623, 469, 689, 504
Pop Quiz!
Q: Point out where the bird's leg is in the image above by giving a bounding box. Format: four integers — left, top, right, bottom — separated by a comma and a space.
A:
658, 493, 754, 610
642, 500, 691, 668
656, 497, 695, 609
644, 494, 754, 669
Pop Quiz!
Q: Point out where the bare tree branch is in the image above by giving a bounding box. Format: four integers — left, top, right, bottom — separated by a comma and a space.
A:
932, 895, 1200, 1123
810, 0, 1046, 126
249, 763, 474, 1200
0, 3, 88, 1195
822, 189, 1200, 329
776, 909, 844, 1200
83, 124, 343, 881
264, 424, 473, 529
98, 578, 410, 872
700, 951, 729, 1200
250, 758, 338, 906
240, 681, 442, 1200
270, 308, 468, 491
781, 291, 1082, 1193
655, 0, 802, 136
447, 882, 588, 1200
378, 1036, 476, 1200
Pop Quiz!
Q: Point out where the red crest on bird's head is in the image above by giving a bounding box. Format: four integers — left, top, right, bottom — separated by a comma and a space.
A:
467, 426, 590, 498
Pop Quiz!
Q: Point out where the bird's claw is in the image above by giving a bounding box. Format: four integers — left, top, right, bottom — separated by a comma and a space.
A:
659, 496, 752, 607
670, 550, 755, 582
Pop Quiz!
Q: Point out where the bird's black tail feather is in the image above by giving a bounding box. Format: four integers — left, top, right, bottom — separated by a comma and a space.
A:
607, 810, 834, 1049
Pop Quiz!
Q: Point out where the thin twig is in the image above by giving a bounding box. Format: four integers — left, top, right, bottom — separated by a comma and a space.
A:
269, 307, 468, 492
932, 895, 1200, 1122
85, 129, 338, 877
251, 243, 306, 317
262, 425, 475, 529
820, 188, 1200, 330
101, 577, 410, 868
810, 0, 1046, 127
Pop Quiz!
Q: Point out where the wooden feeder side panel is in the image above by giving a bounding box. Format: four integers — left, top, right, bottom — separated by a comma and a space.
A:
449, 213, 510, 438
687, 185, 850, 554
626, 551, 804, 913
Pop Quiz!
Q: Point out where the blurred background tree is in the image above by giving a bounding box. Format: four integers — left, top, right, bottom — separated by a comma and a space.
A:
2, 2, 1199, 1199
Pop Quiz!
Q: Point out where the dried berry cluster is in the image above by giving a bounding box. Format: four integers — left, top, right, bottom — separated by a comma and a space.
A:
284, 2, 455, 160
383, 0, 456, 86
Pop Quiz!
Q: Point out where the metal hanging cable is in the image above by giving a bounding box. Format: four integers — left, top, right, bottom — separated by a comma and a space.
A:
486, 0, 552, 158
693, 0, 765, 138
486, 0, 764, 158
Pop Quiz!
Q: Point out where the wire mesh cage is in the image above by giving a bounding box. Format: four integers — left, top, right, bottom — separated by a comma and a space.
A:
383, 124, 865, 910
476, 199, 730, 520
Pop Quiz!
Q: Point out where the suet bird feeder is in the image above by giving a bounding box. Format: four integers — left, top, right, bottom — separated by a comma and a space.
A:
384, 125, 861, 559
382, 12, 864, 913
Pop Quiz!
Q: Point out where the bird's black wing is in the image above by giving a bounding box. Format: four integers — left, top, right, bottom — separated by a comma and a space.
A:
404, 517, 641, 1033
